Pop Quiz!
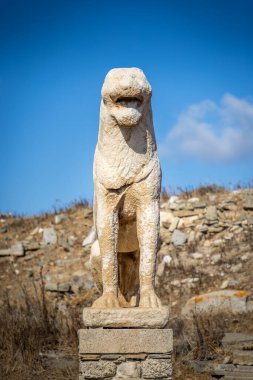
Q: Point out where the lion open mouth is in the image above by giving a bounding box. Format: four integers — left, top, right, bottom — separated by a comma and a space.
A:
115, 96, 142, 107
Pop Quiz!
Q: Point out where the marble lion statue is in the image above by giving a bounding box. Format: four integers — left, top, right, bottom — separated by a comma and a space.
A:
90, 68, 162, 308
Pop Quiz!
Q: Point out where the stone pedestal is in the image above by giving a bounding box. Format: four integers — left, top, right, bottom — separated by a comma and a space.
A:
79, 308, 173, 380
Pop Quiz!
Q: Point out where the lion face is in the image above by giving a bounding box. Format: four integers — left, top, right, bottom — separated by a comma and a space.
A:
101, 68, 152, 128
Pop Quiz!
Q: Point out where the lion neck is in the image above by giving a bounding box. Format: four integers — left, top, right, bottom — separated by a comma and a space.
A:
95, 106, 157, 190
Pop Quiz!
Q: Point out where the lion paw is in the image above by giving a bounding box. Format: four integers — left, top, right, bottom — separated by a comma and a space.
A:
92, 292, 120, 308
139, 289, 162, 308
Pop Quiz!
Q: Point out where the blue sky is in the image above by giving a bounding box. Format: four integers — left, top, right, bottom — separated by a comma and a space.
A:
0, 0, 253, 215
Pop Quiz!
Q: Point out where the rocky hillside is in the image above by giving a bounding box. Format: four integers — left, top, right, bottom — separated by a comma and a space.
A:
0, 187, 253, 379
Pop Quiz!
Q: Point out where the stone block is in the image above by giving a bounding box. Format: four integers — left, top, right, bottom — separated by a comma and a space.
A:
142, 358, 172, 378
79, 329, 173, 354
82, 306, 169, 328
115, 362, 141, 378
232, 350, 253, 365
79, 360, 116, 378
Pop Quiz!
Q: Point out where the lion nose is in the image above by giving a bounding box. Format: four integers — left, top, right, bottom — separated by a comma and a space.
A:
120, 78, 132, 91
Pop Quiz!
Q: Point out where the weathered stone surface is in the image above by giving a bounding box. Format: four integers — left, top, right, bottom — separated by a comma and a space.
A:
90, 68, 162, 309
80, 354, 101, 361
82, 306, 169, 328
182, 290, 250, 316
79, 360, 116, 378
142, 358, 172, 378
78, 329, 173, 354
115, 362, 140, 378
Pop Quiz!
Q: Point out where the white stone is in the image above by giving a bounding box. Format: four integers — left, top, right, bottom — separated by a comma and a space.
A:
220, 280, 229, 289
213, 239, 224, 246
54, 213, 68, 224
188, 197, 200, 203
168, 216, 179, 232
191, 252, 203, 260
82, 227, 97, 246
43, 227, 57, 245
160, 211, 175, 226
211, 253, 221, 264
168, 195, 179, 204
163, 254, 172, 265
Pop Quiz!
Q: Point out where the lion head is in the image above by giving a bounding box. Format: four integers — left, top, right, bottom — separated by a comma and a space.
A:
101, 68, 152, 128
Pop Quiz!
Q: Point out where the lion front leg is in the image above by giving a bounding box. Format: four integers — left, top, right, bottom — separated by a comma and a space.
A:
137, 199, 162, 308
92, 188, 120, 308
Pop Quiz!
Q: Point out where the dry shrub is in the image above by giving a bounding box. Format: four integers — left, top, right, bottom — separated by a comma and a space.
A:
173, 310, 253, 364
178, 184, 226, 199
190, 313, 227, 360
0, 269, 81, 379
160, 187, 170, 202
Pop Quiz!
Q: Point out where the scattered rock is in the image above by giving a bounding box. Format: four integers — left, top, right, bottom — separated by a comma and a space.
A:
43, 227, 57, 245
188, 230, 195, 243
23, 240, 40, 251
247, 216, 253, 225
243, 200, 253, 210
0, 243, 24, 257
211, 253, 221, 264
191, 252, 203, 260
45, 282, 71, 293
58, 235, 71, 251
182, 290, 251, 316
199, 225, 208, 233
163, 255, 172, 265
206, 205, 218, 221
54, 214, 69, 224
188, 197, 200, 203
160, 211, 175, 226
171, 229, 187, 247
169, 217, 179, 232
231, 263, 242, 273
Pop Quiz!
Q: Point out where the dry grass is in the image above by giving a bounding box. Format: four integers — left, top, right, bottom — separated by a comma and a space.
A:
0, 269, 81, 379
170, 310, 253, 379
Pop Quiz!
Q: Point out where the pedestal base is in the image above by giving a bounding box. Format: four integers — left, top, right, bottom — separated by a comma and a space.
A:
78, 328, 173, 379
82, 306, 169, 328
